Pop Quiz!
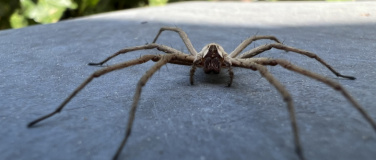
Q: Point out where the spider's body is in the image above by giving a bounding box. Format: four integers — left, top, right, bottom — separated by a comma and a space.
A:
28, 27, 376, 160
201, 43, 226, 74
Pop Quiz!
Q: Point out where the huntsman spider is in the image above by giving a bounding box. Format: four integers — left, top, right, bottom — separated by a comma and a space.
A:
28, 27, 376, 160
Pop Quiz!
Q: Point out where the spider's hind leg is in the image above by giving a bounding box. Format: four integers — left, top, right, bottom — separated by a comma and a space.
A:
233, 60, 306, 160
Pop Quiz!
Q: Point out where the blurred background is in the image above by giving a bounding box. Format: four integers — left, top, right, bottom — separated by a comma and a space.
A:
0, 0, 355, 30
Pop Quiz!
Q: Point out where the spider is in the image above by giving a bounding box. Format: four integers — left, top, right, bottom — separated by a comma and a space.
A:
28, 27, 376, 160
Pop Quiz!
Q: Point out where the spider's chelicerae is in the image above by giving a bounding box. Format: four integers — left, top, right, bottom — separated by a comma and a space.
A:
28, 27, 376, 160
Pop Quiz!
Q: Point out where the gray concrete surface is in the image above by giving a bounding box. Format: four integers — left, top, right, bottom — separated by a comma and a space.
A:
1, 1, 376, 160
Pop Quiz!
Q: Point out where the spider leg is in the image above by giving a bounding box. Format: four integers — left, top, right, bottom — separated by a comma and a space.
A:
27, 54, 159, 127
152, 27, 198, 56
231, 59, 305, 160
227, 65, 234, 87
169, 59, 194, 66
190, 62, 197, 85
229, 35, 282, 58
113, 54, 176, 160
225, 60, 234, 87
88, 43, 187, 66
240, 43, 356, 80
256, 58, 376, 132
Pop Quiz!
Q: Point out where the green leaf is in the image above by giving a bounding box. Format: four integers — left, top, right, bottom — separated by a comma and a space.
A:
10, 10, 28, 29
17, 0, 77, 24
149, 0, 168, 6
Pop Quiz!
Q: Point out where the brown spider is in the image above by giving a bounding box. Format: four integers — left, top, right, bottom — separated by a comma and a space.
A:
28, 27, 376, 160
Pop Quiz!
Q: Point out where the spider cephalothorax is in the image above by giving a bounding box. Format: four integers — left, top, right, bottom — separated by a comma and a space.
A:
201, 43, 225, 74
28, 27, 376, 160
191, 43, 233, 86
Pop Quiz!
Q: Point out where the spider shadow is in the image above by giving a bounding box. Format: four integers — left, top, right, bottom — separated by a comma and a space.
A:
193, 70, 233, 87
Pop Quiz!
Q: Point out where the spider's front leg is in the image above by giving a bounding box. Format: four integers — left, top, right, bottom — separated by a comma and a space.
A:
112, 54, 174, 160
113, 53, 195, 160
152, 27, 198, 56
229, 35, 282, 58
232, 59, 306, 160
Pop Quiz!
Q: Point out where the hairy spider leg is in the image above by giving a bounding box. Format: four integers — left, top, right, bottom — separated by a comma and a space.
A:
88, 43, 188, 66
28, 43, 194, 127
28, 55, 157, 127
233, 57, 376, 160
251, 58, 376, 132
28, 53, 193, 160
239, 43, 355, 80
112, 54, 185, 160
231, 59, 305, 160
152, 27, 198, 56
229, 35, 282, 58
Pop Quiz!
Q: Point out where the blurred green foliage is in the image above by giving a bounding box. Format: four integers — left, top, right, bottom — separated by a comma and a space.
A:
0, 0, 160, 30
10, 0, 77, 28
0, 0, 20, 29
0, 0, 354, 30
